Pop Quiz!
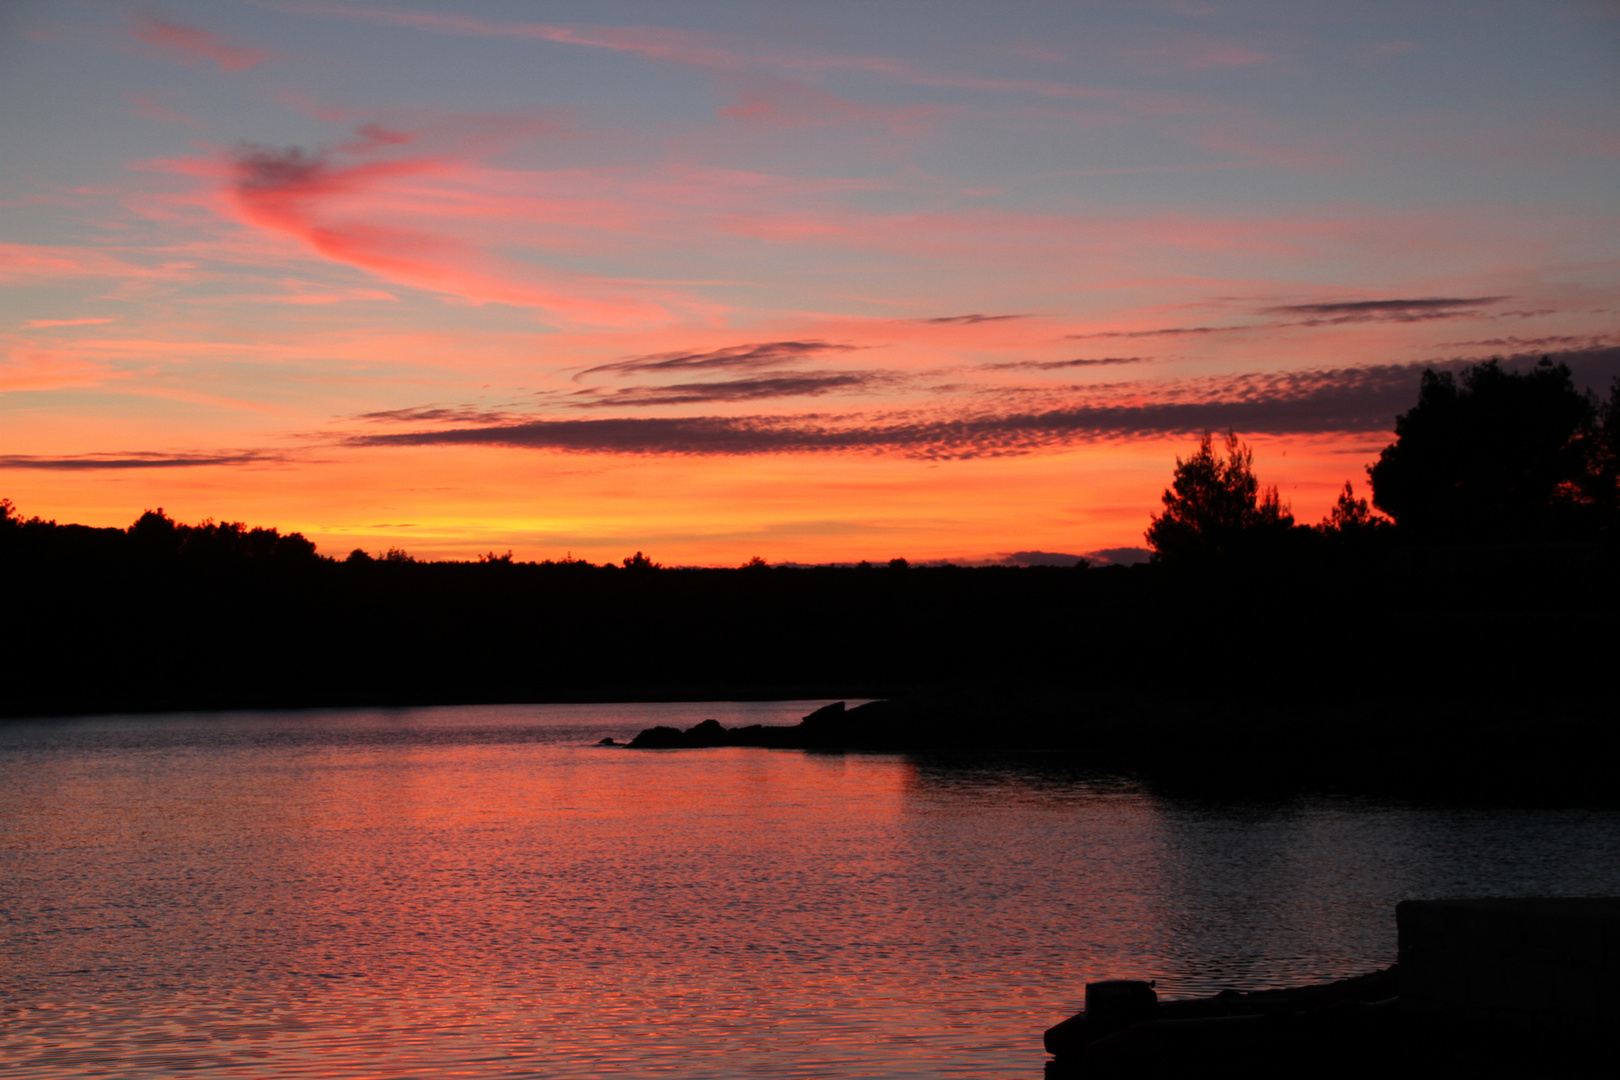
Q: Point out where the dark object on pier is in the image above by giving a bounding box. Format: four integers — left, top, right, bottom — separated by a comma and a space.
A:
1043, 967, 1397, 1066
1045, 898, 1620, 1076
1045, 980, 1157, 1052
1085, 979, 1157, 1034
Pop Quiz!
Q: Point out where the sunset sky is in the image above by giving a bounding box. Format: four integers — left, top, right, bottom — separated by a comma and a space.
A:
3, 1, 1617, 564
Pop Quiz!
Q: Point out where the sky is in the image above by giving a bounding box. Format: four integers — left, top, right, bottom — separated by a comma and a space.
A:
2, 1, 1617, 565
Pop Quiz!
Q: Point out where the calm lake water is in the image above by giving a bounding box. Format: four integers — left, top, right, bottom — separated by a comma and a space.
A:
5, 702, 1620, 1078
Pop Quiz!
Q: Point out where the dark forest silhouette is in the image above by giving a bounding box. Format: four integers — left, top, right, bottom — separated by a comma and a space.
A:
1370, 358, 1618, 540
1145, 358, 1620, 565
3, 353, 1617, 792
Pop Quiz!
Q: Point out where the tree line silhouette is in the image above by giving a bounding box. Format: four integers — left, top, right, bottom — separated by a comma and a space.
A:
1, 356, 1615, 723
1148, 358, 1620, 564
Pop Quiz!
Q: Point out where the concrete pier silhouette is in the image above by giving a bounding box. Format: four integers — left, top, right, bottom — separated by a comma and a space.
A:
1043, 898, 1619, 1077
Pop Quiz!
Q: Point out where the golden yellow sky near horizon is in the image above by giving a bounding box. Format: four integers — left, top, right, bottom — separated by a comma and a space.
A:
4, 432, 1385, 564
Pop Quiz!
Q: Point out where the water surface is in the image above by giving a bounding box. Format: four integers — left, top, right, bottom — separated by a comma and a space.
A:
5, 703, 1619, 1078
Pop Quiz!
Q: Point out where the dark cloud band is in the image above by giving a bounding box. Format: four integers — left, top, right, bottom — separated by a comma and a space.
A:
988, 356, 1146, 370
1266, 296, 1505, 319
915, 314, 1029, 325
578, 340, 857, 378
1066, 325, 1234, 340
0, 452, 279, 471
350, 346, 1620, 460
1068, 296, 1512, 340
358, 405, 513, 424
568, 372, 877, 407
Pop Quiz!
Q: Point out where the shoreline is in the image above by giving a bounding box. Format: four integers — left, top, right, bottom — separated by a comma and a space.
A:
620, 695, 1620, 801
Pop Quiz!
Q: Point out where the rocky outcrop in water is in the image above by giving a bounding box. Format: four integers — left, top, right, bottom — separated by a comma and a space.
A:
620, 691, 1620, 802
626, 701, 911, 750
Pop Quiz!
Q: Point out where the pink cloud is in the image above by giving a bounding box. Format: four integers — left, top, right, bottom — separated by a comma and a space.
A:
23, 318, 120, 328
0, 242, 182, 282
130, 14, 271, 73
210, 128, 694, 325
1128, 39, 1275, 71
300, 4, 1221, 120
125, 92, 201, 126
0, 344, 113, 393
715, 73, 943, 134
295, 5, 741, 66
706, 203, 1341, 262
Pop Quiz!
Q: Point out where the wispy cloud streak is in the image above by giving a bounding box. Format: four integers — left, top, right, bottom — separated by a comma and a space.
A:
989, 356, 1146, 371
130, 14, 271, 72
916, 314, 1030, 325
1264, 296, 1506, 323
0, 451, 281, 471
568, 372, 877, 407
577, 340, 857, 378
356, 405, 513, 425
294, 3, 1215, 117
1067, 297, 1510, 340
1066, 325, 1240, 340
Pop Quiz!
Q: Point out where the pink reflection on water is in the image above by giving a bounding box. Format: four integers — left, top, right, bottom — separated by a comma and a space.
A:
6, 706, 1620, 1077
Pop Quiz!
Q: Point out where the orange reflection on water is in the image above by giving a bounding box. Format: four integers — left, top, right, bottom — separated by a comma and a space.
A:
9, 706, 1616, 1077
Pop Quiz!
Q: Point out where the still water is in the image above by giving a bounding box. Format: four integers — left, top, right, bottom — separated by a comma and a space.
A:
4, 702, 1619, 1078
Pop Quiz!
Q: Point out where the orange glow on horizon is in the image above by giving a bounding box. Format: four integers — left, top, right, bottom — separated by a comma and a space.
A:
0, 433, 1385, 565
3, 2, 1615, 563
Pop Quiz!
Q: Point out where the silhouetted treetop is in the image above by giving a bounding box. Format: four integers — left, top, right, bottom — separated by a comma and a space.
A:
129, 508, 180, 552
1317, 482, 1387, 537
1588, 377, 1620, 533
1146, 431, 1294, 563
1368, 358, 1602, 541
0, 503, 322, 567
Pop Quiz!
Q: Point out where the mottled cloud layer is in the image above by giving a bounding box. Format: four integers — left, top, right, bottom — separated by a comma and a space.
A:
347, 347, 1620, 460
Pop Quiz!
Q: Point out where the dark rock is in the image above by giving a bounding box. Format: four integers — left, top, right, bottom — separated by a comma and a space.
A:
728, 724, 769, 746
800, 701, 847, 727
623, 697, 952, 752
597, 737, 617, 746
626, 725, 688, 749
685, 719, 729, 747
